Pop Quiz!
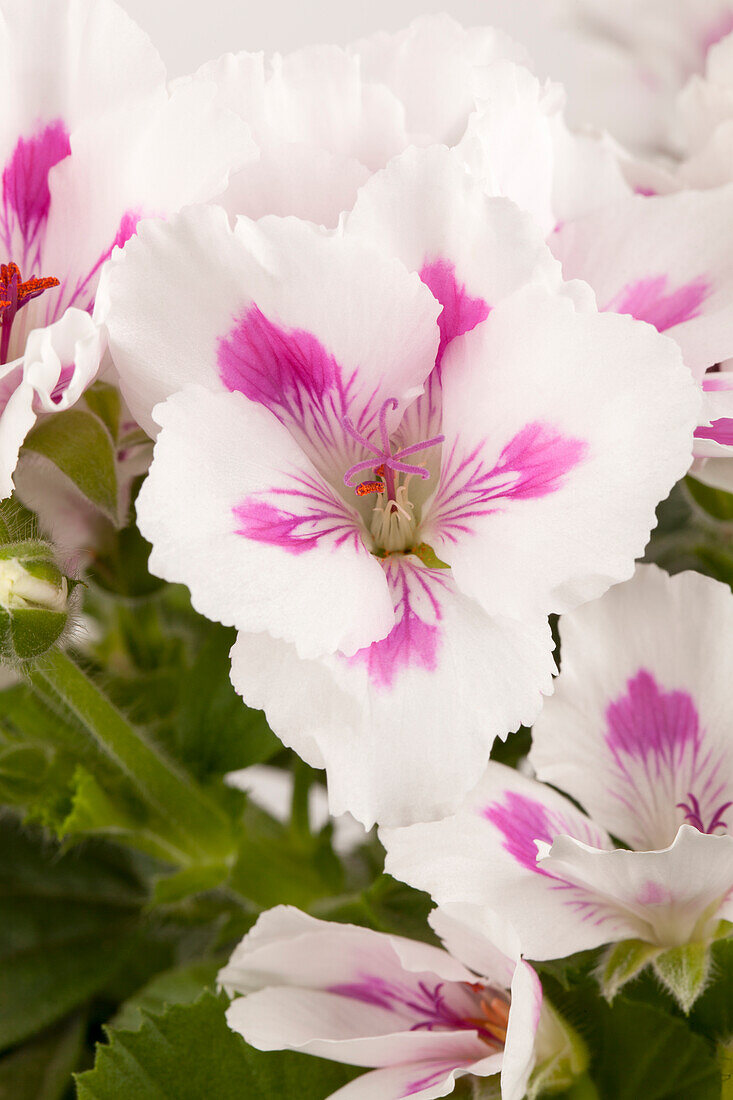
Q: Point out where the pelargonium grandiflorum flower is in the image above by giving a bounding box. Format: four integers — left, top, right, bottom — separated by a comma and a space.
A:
219, 905, 577, 1100
100, 144, 698, 828
0, 0, 254, 498
383, 565, 733, 1006
190, 14, 733, 490
187, 14, 628, 236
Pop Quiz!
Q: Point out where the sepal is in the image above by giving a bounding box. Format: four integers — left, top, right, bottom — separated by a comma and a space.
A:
598, 939, 663, 1003
529, 1000, 590, 1097
652, 941, 712, 1014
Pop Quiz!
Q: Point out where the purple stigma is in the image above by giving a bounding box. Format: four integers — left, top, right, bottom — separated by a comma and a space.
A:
677, 792, 733, 834
342, 397, 444, 497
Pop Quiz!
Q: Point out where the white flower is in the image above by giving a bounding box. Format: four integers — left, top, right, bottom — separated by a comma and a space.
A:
383, 566, 733, 969
100, 144, 698, 829
219, 905, 549, 1100
0, 0, 254, 498
184, 14, 627, 235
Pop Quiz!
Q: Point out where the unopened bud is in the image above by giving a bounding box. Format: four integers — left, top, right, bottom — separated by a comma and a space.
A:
0, 543, 72, 664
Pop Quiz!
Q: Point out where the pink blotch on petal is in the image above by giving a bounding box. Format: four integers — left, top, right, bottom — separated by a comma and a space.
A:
1, 120, 70, 250
603, 275, 710, 332
218, 304, 337, 411
483, 792, 558, 873
433, 422, 586, 545
348, 561, 443, 690
233, 498, 321, 555
419, 259, 490, 371
493, 422, 587, 501
637, 880, 673, 906
695, 418, 733, 446
605, 670, 700, 763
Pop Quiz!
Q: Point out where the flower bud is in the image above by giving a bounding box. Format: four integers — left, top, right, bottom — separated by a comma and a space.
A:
0, 542, 72, 664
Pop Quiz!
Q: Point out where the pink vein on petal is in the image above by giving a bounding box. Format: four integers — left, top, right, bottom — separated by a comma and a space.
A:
603, 275, 710, 332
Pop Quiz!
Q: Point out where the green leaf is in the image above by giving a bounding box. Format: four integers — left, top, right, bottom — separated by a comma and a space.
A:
599, 939, 662, 1002
0, 1013, 86, 1100
26, 649, 236, 868
686, 476, 733, 522
0, 815, 144, 1051
173, 625, 279, 779
76, 992, 362, 1099
23, 410, 119, 523
111, 960, 222, 1031
544, 981, 721, 1100
82, 383, 122, 442
229, 812, 343, 909
653, 942, 712, 1014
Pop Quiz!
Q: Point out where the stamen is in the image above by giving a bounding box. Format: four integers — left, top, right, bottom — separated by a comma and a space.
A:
0, 262, 59, 363
355, 480, 385, 496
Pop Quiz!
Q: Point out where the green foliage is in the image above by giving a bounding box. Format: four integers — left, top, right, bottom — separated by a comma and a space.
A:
75, 993, 362, 1100
545, 977, 722, 1100
0, 815, 145, 1052
0, 1014, 86, 1100
24, 410, 120, 525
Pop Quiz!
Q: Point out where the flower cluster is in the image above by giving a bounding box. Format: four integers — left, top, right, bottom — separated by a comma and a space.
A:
3, 1, 733, 1098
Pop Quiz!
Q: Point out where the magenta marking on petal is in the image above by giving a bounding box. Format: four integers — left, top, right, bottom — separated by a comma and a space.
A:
233, 475, 363, 556
433, 421, 586, 544
605, 670, 700, 762
636, 880, 673, 906
52, 208, 144, 321
492, 423, 586, 501
1, 120, 70, 263
603, 275, 711, 332
400, 1067, 458, 1098
233, 498, 321, 555
694, 417, 733, 446
348, 560, 444, 689
483, 792, 559, 874
49, 363, 75, 405
419, 259, 490, 371
329, 975, 507, 1049
219, 304, 337, 411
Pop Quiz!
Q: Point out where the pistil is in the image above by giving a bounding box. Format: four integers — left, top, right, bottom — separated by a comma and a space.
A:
342, 397, 444, 553
0, 262, 59, 363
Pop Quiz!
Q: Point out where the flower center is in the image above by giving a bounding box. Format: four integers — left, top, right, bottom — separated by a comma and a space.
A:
0, 262, 59, 364
342, 397, 444, 554
406, 980, 510, 1049
676, 792, 732, 834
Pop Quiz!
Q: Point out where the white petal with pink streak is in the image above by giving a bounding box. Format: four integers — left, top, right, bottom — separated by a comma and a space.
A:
137, 385, 393, 659
382, 762, 620, 961
552, 187, 733, 377
230, 557, 555, 828
422, 285, 699, 622
531, 564, 733, 850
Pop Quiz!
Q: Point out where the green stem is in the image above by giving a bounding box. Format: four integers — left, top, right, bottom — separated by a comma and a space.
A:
27, 648, 234, 867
